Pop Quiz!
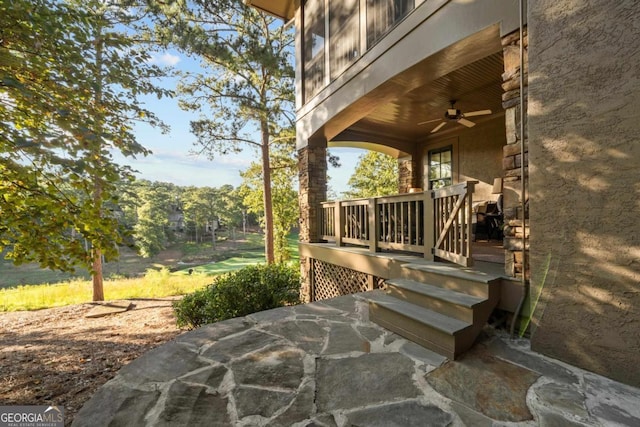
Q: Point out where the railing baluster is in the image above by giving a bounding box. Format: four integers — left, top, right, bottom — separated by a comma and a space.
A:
336, 201, 343, 246
401, 201, 406, 244
394, 202, 398, 243
415, 201, 420, 245
386, 203, 391, 243
359, 205, 364, 239
368, 198, 378, 253
407, 202, 416, 245
456, 197, 460, 253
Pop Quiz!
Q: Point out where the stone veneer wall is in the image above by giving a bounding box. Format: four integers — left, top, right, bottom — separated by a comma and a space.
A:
298, 144, 327, 302
501, 29, 529, 279
398, 156, 420, 193
527, 0, 640, 387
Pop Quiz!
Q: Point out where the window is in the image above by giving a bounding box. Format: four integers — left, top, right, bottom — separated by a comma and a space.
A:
428, 146, 453, 189
303, 0, 326, 101
329, 0, 360, 80
366, 0, 415, 48
302, 0, 416, 104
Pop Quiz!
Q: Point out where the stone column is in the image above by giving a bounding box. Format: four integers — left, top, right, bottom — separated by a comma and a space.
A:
298, 142, 327, 302
501, 28, 529, 278
398, 155, 420, 194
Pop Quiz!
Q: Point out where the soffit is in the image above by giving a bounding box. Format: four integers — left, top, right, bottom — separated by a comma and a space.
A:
345, 52, 505, 143
244, 0, 297, 20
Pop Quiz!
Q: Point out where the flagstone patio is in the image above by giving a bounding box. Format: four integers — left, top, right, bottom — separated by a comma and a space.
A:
72, 292, 640, 426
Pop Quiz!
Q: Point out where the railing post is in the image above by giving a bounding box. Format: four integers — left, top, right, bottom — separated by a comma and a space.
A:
423, 190, 435, 261
465, 181, 476, 261
334, 200, 344, 246
368, 197, 378, 253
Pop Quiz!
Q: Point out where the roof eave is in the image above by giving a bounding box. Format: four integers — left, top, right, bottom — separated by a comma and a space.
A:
244, 0, 296, 21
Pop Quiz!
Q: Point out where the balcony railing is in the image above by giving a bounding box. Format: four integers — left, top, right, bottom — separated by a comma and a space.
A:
319, 181, 478, 267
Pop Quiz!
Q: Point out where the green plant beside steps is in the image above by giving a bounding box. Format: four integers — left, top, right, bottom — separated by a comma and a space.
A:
173, 263, 301, 329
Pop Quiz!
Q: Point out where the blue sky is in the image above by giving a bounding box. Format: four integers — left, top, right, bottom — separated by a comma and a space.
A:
116, 50, 363, 196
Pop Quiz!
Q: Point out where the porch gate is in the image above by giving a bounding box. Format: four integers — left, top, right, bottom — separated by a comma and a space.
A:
432, 181, 477, 267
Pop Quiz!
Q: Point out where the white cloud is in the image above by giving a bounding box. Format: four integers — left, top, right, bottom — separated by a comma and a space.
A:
148, 150, 252, 169
149, 53, 181, 67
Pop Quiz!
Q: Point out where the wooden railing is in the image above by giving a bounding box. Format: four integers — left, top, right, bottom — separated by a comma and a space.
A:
320, 202, 336, 240
320, 192, 428, 256
319, 181, 477, 266
376, 193, 425, 253
321, 199, 371, 247
432, 181, 477, 267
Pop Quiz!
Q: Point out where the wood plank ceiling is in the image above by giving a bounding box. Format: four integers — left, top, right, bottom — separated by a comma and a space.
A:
347, 52, 505, 142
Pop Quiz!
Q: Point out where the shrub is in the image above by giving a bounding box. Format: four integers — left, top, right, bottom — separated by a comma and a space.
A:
173, 263, 301, 329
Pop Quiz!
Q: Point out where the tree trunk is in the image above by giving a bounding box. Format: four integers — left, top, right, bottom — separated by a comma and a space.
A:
91, 23, 105, 302
91, 152, 105, 301
92, 248, 104, 301
261, 122, 275, 264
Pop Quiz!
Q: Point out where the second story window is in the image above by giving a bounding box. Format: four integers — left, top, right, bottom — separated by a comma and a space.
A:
329, 0, 360, 80
366, 0, 415, 48
303, 0, 326, 101
428, 146, 453, 189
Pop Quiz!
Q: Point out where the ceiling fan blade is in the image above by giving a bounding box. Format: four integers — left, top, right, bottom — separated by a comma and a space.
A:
431, 121, 447, 133
464, 109, 492, 117
418, 118, 442, 125
458, 118, 476, 128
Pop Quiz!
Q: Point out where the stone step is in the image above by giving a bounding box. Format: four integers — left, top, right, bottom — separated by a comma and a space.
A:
386, 278, 487, 323
367, 292, 474, 359
399, 262, 500, 298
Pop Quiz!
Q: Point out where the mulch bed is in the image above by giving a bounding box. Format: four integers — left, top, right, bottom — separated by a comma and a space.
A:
0, 298, 185, 426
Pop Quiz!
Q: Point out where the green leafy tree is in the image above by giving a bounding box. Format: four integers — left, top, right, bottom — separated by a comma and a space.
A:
130, 181, 176, 257
148, 0, 295, 264
344, 152, 399, 198
0, 0, 170, 300
182, 186, 218, 244
212, 184, 245, 229
240, 134, 298, 263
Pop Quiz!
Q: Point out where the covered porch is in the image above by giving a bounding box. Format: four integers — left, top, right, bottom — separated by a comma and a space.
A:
297, 24, 529, 304
303, 174, 519, 314
294, 4, 528, 359
302, 175, 522, 357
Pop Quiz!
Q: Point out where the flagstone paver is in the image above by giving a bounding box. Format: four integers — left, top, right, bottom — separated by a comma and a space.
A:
72, 293, 640, 427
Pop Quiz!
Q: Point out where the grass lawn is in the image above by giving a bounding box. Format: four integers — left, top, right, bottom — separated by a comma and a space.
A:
0, 232, 300, 311
0, 270, 212, 312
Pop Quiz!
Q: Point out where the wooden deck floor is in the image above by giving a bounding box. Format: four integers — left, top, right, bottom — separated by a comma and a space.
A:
300, 242, 507, 278
472, 240, 505, 264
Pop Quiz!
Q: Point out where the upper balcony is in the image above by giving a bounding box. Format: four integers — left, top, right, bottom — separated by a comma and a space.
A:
292, 1, 519, 151
301, 0, 419, 104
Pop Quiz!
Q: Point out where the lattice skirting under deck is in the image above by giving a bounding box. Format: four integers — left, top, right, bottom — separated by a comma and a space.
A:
311, 259, 385, 301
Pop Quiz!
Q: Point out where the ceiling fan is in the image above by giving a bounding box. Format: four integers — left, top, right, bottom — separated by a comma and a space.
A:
418, 100, 492, 133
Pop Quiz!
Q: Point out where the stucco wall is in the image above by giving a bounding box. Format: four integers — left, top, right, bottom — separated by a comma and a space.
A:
458, 118, 505, 201
528, 0, 640, 386
422, 118, 505, 201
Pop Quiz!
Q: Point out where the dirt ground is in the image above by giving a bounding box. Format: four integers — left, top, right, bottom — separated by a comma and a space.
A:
0, 298, 184, 426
